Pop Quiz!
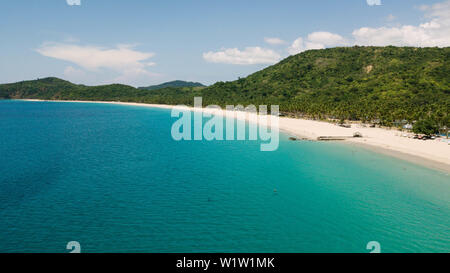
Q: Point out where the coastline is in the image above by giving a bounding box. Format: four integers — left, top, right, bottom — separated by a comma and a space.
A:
14, 99, 450, 174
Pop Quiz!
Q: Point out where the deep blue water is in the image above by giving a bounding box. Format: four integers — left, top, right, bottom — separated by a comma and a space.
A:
0, 100, 449, 253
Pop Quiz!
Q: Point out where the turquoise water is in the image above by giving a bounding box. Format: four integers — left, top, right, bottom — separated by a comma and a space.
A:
0, 100, 449, 253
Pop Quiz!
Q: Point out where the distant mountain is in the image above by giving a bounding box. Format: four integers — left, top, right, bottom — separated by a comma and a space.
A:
138, 80, 205, 90
0, 77, 138, 101
0, 77, 201, 105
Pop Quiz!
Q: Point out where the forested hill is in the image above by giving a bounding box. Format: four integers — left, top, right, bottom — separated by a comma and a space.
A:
0, 77, 202, 105
138, 80, 205, 90
201, 46, 449, 125
0, 77, 138, 101
0, 46, 448, 127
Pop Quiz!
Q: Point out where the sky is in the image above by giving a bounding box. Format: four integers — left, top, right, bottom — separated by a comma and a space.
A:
0, 0, 449, 87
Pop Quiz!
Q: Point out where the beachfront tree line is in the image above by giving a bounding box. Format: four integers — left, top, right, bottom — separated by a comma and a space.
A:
0, 46, 448, 135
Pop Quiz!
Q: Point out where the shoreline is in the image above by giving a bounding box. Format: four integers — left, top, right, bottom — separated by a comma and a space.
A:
12, 99, 450, 174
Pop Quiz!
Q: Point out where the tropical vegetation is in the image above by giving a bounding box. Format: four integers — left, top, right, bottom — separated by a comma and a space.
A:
1, 46, 448, 133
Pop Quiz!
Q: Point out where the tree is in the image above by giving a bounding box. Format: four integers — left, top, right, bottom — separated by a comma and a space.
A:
413, 119, 439, 136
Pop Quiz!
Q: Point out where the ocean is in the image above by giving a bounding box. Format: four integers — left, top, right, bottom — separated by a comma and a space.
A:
0, 100, 448, 253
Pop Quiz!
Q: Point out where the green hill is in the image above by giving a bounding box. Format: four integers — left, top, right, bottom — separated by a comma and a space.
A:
0, 77, 139, 101
138, 80, 205, 90
0, 77, 202, 105
1, 46, 448, 127
200, 46, 449, 126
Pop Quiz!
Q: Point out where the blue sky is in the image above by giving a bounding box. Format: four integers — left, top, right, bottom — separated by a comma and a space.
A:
0, 0, 449, 87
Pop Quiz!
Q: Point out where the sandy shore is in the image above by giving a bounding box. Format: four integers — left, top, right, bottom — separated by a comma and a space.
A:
17, 99, 450, 173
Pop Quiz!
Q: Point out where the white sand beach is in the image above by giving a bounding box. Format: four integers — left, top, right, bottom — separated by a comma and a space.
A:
280, 117, 450, 173
19, 99, 450, 173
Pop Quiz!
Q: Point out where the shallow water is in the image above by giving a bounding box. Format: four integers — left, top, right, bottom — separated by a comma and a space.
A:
0, 100, 448, 253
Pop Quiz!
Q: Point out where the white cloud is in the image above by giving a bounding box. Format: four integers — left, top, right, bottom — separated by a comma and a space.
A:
307, 32, 348, 46
66, 0, 81, 6
288, 37, 305, 55
264, 37, 287, 45
37, 43, 155, 71
366, 0, 381, 6
202, 1, 450, 63
37, 43, 159, 85
288, 32, 348, 55
203, 47, 281, 65
286, 0, 450, 55
353, 0, 450, 47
